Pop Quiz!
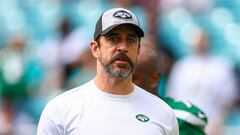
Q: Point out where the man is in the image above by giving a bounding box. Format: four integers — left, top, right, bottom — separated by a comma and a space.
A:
166, 31, 237, 135
133, 43, 208, 135
37, 7, 179, 135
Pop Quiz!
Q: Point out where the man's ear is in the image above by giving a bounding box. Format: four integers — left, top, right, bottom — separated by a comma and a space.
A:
150, 71, 161, 88
137, 43, 141, 55
90, 40, 100, 58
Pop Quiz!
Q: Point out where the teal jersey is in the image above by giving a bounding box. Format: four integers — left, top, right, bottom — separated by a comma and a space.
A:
0, 52, 28, 102
163, 97, 208, 135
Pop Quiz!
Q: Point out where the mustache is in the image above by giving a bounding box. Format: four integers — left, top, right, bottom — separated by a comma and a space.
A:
110, 53, 133, 66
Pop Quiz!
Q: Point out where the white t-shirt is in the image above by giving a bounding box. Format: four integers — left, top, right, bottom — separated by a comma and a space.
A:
37, 80, 179, 135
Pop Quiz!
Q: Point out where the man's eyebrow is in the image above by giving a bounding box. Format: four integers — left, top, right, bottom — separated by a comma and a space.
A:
127, 33, 138, 38
105, 32, 119, 38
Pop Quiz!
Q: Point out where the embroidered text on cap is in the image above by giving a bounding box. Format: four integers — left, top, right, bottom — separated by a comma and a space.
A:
113, 10, 132, 20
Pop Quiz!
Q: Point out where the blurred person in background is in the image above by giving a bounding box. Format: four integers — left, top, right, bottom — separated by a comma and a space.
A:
37, 18, 73, 95
63, 47, 96, 89
235, 67, 240, 106
37, 7, 179, 135
157, 45, 177, 97
134, 0, 159, 40
0, 35, 43, 134
133, 40, 208, 135
166, 29, 238, 135
0, 35, 29, 134
37, 17, 89, 93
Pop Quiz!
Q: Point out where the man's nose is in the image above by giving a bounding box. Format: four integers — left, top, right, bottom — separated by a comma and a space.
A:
117, 41, 128, 53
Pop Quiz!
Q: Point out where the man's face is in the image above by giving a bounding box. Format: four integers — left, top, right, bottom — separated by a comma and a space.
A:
132, 45, 160, 96
97, 25, 140, 79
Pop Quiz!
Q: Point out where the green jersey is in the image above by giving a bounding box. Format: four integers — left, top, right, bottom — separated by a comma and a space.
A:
164, 97, 208, 135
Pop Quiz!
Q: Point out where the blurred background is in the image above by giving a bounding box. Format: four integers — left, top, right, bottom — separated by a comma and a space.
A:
0, 0, 239, 134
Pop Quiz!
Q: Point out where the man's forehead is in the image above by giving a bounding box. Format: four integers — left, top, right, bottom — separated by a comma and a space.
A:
106, 25, 139, 37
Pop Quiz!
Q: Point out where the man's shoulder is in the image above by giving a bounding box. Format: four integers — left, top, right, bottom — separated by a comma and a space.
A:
45, 80, 94, 109
134, 85, 174, 113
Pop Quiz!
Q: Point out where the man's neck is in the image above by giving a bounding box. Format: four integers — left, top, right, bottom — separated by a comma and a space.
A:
94, 73, 133, 95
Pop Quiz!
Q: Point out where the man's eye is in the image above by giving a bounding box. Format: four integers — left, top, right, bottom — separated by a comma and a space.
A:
109, 37, 120, 43
127, 37, 137, 43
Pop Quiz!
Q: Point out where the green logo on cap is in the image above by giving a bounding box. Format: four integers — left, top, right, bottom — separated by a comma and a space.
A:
136, 114, 149, 122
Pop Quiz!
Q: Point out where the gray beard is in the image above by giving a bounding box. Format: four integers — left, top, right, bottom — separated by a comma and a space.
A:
99, 53, 134, 79
105, 63, 133, 79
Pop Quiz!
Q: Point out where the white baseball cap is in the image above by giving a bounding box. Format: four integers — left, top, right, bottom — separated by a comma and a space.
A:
94, 7, 144, 40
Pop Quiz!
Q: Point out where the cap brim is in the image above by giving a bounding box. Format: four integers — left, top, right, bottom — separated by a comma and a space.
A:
101, 23, 144, 38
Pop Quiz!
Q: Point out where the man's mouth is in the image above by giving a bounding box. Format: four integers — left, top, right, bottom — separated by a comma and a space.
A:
114, 60, 129, 68
115, 60, 128, 64
109, 53, 133, 69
